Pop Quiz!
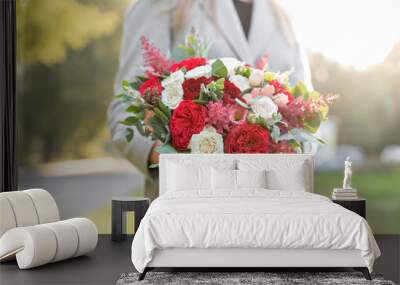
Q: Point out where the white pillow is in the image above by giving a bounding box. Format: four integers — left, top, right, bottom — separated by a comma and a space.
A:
266, 168, 306, 191
237, 158, 309, 191
236, 169, 268, 189
166, 158, 236, 192
167, 162, 211, 191
212, 168, 237, 190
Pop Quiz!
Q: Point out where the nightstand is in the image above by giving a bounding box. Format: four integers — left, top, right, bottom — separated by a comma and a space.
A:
111, 197, 150, 242
332, 198, 366, 218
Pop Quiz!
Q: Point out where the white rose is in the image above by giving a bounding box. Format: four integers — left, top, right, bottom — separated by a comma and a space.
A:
161, 83, 183, 109
189, 127, 224, 154
249, 69, 265, 87
162, 70, 185, 87
250, 96, 278, 120
272, 93, 289, 107
185, 65, 212, 79
229, 74, 250, 91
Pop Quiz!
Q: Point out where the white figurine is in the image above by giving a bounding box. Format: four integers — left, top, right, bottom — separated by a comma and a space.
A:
343, 156, 352, 189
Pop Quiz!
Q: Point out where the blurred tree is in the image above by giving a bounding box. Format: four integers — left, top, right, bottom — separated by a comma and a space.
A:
17, 0, 128, 165
17, 0, 120, 65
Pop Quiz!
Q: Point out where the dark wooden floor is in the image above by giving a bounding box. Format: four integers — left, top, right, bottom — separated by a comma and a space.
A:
0, 235, 134, 285
0, 235, 399, 285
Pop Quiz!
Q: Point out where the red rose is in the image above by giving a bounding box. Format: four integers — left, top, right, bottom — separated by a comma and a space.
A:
169, 57, 207, 72
182, 77, 212, 100
170, 100, 207, 150
224, 123, 270, 153
139, 76, 162, 96
269, 80, 294, 102
223, 80, 243, 105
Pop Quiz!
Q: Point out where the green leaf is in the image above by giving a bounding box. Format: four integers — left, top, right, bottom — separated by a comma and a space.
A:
122, 80, 130, 91
158, 101, 171, 119
235, 66, 251, 78
155, 143, 178, 154
272, 112, 282, 124
119, 116, 139, 126
129, 81, 141, 90
137, 75, 148, 82
154, 107, 170, 125
116, 94, 135, 103
255, 116, 268, 128
209, 91, 219, 101
211, 59, 228, 78
125, 128, 134, 142
136, 110, 145, 120
292, 82, 309, 98
193, 99, 209, 105
125, 105, 141, 113
240, 88, 253, 96
207, 78, 225, 91
304, 117, 321, 133
150, 116, 168, 141
135, 122, 146, 136
271, 125, 281, 142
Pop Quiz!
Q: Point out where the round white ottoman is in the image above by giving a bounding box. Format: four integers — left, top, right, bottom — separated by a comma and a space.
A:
0, 218, 98, 269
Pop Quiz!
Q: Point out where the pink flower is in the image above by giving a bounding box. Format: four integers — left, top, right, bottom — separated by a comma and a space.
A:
261, 84, 275, 97
256, 52, 269, 70
140, 36, 170, 76
244, 85, 275, 102
249, 69, 265, 87
229, 105, 248, 125
271, 140, 296, 153
273, 93, 289, 107
206, 101, 231, 134
250, 88, 261, 98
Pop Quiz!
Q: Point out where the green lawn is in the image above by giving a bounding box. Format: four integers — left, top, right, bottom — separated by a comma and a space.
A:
315, 168, 400, 234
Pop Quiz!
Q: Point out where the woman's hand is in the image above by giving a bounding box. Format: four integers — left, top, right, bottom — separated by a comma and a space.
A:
148, 140, 163, 165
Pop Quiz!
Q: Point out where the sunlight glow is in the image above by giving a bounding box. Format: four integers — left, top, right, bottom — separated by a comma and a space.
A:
279, 0, 400, 70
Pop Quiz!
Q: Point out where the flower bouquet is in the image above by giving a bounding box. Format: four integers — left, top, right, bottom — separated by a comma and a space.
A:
115, 33, 336, 158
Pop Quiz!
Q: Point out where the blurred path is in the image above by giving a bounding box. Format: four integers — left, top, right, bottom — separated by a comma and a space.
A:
19, 157, 145, 219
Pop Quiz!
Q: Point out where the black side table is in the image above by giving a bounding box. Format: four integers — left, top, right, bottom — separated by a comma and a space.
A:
332, 198, 366, 218
112, 197, 150, 242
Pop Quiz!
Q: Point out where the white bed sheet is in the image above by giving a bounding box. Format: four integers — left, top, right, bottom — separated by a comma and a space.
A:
131, 190, 380, 273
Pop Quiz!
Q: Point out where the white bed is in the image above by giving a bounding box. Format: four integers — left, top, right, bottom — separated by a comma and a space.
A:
131, 154, 380, 280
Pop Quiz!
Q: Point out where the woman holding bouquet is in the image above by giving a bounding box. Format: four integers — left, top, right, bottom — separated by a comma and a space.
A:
108, 0, 312, 200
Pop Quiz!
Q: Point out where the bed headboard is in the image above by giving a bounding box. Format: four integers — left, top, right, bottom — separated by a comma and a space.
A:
159, 154, 314, 195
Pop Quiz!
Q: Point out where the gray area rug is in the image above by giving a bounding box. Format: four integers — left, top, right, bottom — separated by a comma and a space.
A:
116, 272, 396, 285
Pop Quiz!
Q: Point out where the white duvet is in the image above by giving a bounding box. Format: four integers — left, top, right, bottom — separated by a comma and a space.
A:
131, 190, 380, 273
